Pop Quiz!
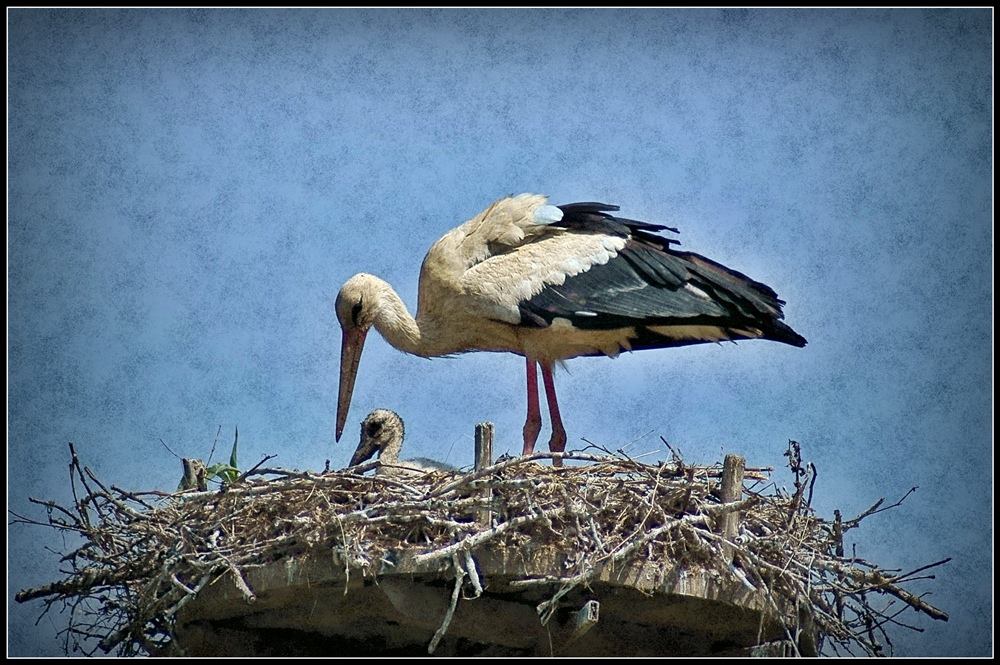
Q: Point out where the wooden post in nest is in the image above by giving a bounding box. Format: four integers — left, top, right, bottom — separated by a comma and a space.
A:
720, 453, 745, 564
475, 422, 494, 527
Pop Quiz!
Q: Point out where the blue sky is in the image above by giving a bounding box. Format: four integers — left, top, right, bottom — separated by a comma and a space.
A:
8, 8, 992, 657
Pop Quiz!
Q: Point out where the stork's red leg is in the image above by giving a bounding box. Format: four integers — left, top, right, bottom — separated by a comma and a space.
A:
522, 358, 542, 455
540, 361, 566, 466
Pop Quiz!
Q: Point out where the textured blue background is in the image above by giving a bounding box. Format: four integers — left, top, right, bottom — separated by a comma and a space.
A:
8, 8, 992, 657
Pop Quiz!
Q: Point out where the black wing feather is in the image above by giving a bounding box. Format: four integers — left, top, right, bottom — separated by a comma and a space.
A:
621, 243, 689, 288
518, 202, 807, 349
552, 202, 680, 240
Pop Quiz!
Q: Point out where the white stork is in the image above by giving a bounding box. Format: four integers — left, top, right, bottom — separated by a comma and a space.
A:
335, 194, 806, 461
348, 409, 455, 475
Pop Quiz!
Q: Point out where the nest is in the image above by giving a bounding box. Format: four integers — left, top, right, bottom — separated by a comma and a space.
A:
14, 440, 948, 657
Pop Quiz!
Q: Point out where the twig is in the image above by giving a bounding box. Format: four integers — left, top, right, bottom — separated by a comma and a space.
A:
235, 454, 278, 483
427, 553, 465, 654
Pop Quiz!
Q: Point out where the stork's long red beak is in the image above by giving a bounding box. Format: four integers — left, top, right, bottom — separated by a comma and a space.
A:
336, 327, 368, 442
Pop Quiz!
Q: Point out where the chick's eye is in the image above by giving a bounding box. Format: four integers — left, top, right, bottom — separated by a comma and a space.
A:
366, 422, 382, 437
351, 298, 364, 325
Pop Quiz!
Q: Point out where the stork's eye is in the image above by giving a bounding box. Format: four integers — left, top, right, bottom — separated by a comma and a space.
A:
351, 298, 364, 325
366, 421, 382, 437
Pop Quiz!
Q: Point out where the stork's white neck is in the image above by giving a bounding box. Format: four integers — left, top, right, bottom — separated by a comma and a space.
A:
352, 272, 501, 359
377, 432, 403, 464
368, 281, 426, 357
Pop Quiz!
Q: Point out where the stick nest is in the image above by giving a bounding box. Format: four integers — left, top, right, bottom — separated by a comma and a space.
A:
13, 441, 948, 657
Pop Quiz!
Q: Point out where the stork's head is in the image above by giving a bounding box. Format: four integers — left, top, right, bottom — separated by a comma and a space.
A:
349, 409, 405, 466
335, 273, 381, 442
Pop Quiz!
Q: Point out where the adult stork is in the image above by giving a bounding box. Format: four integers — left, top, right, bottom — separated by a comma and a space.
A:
335, 194, 806, 461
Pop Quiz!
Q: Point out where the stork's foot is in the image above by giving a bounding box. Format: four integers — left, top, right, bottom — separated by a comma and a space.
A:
522, 418, 541, 456
548, 428, 567, 467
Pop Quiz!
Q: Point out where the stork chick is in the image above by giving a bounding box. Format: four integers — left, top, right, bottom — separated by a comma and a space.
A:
349, 409, 454, 475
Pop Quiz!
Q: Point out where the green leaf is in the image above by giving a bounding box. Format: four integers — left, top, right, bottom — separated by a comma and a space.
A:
229, 426, 239, 470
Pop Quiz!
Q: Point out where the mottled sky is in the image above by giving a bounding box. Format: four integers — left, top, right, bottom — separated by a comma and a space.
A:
7, 8, 992, 657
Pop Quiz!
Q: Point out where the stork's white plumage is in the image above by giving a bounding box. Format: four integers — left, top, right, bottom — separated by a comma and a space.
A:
348, 409, 454, 475
335, 194, 806, 462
